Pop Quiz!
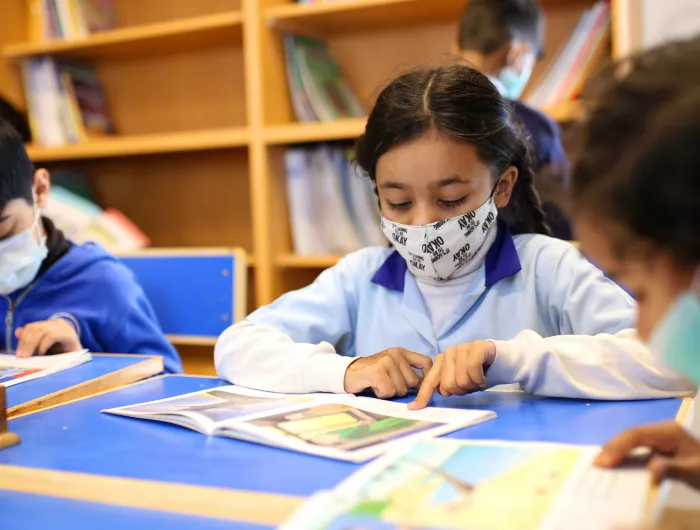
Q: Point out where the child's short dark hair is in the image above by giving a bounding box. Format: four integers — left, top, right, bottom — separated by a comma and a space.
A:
0, 97, 32, 143
572, 38, 700, 264
0, 120, 34, 212
457, 0, 544, 57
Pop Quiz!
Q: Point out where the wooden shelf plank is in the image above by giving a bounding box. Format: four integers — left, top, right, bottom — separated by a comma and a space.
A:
26, 127, 249, 162
540, 100, 585, 122
275, 254, 344, 268
264, 118, 366, 144
261, 100, 580, 147
4, 12, 243, 60
266, 0, 467, 32
266, 0, 591, 33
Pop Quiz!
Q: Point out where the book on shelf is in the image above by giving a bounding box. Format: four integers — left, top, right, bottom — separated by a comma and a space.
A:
28, 0, 117, 42
21, 58, 114, 147
46, 184, 149, 251
284, 144, 385, 256
0, 350, 91, 387
283, 33, 366, 122
282, 438, 651, 529
526, 1, 611, 109
103, 385, 495, 463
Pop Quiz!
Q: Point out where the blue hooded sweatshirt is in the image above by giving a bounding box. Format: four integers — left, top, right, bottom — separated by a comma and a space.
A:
0, 235, 182, 373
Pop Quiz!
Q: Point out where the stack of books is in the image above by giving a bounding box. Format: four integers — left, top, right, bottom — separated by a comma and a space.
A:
46, 183, 148, 251
284, 144, 385, 256
21, 58, 114, 147
526, 1, 611, 108
284, 33, 366, 122
28, 0, 117, 42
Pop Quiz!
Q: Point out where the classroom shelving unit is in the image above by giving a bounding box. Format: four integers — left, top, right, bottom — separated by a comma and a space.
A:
0, 0, 619, 371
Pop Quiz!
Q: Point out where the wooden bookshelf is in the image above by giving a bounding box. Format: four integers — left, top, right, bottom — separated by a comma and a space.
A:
264, 118, 366, 144
26, 127, 250, 162
3, 12, 244, 60
0, 0, 621, 373
266, 0, 466, 32
275, 254, 344, 268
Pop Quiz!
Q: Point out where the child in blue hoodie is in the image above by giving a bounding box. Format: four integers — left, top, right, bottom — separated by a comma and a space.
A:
0, 117, 182, 372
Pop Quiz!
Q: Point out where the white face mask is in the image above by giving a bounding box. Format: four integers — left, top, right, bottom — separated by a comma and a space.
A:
380, 196, 498, 284
0, 210, 48, 296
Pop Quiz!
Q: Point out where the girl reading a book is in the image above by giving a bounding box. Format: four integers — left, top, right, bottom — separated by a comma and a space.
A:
569, 39, 700, 492
215, 64, 692, 406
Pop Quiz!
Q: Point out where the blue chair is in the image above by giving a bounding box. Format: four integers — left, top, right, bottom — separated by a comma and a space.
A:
115, 249, 247, 345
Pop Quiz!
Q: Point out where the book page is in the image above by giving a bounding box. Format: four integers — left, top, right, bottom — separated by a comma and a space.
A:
281, 439, 650, 529
230, 398, 495, 462
0, 350, 91, 387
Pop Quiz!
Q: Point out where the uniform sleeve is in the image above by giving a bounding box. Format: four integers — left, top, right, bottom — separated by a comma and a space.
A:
488, 242, 696, 399
215, 252, 370, 393
98, 268, 183, 374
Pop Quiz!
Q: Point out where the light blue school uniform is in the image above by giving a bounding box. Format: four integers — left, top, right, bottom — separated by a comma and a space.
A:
247, 220, 635, 359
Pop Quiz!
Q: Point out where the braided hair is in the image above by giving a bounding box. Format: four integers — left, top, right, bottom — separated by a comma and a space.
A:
355, 64, 551, 236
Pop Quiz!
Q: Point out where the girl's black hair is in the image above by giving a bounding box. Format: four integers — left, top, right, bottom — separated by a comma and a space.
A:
355, 64, 551, 236
572, 38, 700, 265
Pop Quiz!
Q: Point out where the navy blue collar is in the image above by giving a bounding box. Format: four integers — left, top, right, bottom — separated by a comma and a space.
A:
371, 219, 522, 292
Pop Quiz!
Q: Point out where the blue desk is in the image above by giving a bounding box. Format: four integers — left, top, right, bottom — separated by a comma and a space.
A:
6, 354, 163, 418
0, 490, 270, 530
0, 375, 689, 527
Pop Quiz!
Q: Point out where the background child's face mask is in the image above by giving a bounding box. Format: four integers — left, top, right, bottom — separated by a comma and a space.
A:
0, 209, 48, 296
380, 195, 498, 284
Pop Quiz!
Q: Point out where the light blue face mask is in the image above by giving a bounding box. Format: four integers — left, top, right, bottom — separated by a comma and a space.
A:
649, 267, 700, 385
497, 62, 534, 100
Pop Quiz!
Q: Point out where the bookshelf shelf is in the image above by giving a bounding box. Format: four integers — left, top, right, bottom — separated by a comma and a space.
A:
540, 100, 585, 122
3, 12, 244, 60
266, 0, 467, 32
275, 254, 344, 269
26, 127, 250, 162
264, 119, 366, 145
266, 0, 592, 33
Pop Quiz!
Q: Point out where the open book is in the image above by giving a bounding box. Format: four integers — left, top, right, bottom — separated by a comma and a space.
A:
103, 386, 496, 463
282, 438, 652, 529
0, 350, 91, 387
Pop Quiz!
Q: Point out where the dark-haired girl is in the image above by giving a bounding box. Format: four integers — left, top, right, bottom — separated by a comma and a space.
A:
570, 38, 700, 492
215, 65, 692, 406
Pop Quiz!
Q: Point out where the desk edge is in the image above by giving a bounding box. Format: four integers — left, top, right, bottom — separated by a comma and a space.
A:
8, 356, 164, 419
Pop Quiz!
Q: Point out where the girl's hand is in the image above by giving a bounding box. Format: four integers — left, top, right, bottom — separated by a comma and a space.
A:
15, 320, 81, 358
409, 340, 497, 410
343, 347, 433, 398
595, 422, 700, 490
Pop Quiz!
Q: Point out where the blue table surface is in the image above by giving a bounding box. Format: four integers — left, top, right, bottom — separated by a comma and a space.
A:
3, 376, 682, 498
6, 354, 155, 409
0, 489, 269, 530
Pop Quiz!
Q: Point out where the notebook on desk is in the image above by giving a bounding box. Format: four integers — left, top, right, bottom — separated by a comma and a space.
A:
103, 385, 496, 463
0, 350, 91, 387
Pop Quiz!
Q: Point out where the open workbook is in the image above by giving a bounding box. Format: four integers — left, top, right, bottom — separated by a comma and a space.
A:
103, 386, 496, 462
0, 350, 91, 387
281, 438, 653, 529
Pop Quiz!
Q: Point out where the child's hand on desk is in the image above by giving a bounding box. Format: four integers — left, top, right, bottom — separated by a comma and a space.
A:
409, 340, 497, 410
595, 422, 700, 491
343, 347, 433, 398
15, 319, 81, 358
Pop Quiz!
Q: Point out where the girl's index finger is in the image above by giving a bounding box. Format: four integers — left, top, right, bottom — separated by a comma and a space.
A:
408, 356, 443, 410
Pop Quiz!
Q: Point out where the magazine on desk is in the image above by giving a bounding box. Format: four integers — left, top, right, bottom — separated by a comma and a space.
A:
281, 438, 652, 530
0, 350, 91, 387
102, 386, 496, 462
